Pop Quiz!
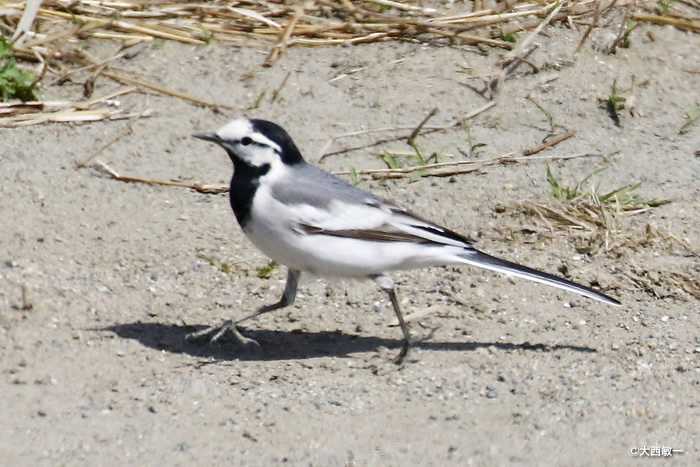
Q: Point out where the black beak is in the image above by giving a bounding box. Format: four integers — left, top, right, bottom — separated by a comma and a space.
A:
192, 132, 221, 144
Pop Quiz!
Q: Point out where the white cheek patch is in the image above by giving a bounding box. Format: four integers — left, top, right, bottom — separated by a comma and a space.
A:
243, 145, 281, 168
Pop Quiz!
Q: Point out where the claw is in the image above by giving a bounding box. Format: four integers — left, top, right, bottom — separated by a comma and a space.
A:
393, 326, 439, 365
186, 320, 260, 348
229, 326, 261, 349
394, 340, 411, 365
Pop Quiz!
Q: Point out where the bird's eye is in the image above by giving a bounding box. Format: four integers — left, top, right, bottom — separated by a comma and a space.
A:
240, 137, 253, 146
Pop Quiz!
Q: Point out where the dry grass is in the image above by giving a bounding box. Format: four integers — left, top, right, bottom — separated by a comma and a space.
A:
2, 0, 698, 121
4, 0, 698, 118
501, 184, 699, 300
0, 85, 152, 126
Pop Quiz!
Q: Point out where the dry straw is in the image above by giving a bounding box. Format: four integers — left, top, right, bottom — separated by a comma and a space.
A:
6, 0, 698, 123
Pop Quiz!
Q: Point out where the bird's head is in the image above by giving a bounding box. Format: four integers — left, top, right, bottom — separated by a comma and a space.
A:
194, 118, 304, 169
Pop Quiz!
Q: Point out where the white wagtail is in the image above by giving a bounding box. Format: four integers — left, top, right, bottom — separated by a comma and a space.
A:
187, 118, 621, 362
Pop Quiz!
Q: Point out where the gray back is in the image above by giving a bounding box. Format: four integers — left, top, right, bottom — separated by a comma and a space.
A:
271, 163, 380, 208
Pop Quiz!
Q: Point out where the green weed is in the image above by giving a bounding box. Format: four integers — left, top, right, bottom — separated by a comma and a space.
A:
546, 164, 668, 208
605, 80, 626, 126
349, 167, 359, 185
680, 103, 699, 134
621, 18, 637, 49
251, 91, 266, 109
380, 151, 404, 169
380, 141, 442, 181
546, 164, 606, 200
527, 97, 557, 135
0, 36, 41, 102
196, 252, 239, 273
500, 26, 518, 43
197, 24, 214, 43
658, 0, 675, 14
256, 260, 278, 279
463, 127, 486, 157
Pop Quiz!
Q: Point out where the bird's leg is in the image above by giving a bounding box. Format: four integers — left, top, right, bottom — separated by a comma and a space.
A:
186, 268, 301, 347
372, 274, 412, 364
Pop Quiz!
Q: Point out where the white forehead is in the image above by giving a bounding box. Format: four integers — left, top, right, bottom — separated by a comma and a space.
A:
214, 118, 282, 155
215, 118, 254, 141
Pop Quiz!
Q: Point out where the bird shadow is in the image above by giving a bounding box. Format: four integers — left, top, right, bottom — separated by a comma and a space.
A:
100, 321, 596, 362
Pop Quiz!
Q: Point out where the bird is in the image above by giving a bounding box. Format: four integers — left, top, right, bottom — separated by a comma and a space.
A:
187, 117, 621, 363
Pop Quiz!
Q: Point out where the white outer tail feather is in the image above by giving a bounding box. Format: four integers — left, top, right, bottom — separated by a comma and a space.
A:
456, 250, 621, 306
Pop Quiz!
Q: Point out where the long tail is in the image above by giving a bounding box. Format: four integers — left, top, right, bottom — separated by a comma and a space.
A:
457, 250, 621, 306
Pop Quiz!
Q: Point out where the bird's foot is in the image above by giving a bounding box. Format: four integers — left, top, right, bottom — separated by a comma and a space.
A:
393, 340, 411, 366
186, 320, 261, 349
393, 326, 439, 365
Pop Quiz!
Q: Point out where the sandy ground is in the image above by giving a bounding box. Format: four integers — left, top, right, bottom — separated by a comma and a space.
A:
1, 7, 699, 466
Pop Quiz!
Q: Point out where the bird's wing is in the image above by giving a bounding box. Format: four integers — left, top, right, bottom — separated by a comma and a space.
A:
273, 163, 475, 247
295, 198, 476, 249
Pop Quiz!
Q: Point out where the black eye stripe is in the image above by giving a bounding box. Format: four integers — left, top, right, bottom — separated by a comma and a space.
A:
239, 137, 271, 150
